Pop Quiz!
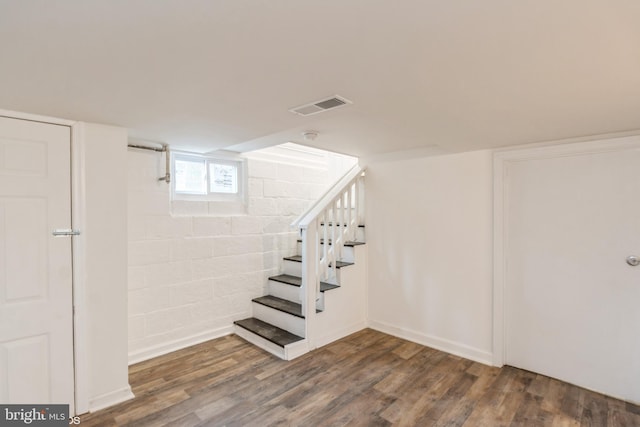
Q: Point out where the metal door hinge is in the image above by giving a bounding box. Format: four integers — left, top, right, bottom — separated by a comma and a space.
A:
52, 229, 81, 236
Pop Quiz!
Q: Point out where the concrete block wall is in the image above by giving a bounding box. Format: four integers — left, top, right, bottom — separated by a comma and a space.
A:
127, 145, 355, 363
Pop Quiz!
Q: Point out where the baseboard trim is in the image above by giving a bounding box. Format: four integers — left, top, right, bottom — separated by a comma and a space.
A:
89, 386, 135, 413
368, 320, 493, 366
128, 325, 234, 365
314, 320, 367, 349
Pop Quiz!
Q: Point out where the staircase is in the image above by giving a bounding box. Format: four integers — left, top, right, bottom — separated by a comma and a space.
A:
233, 166, 367, 360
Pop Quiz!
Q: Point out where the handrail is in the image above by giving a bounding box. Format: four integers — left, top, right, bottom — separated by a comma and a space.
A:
296, 163, 365, 350
292, 164, 363, 229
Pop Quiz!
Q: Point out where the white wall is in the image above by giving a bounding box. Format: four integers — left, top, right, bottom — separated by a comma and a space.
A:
80, 123, 133, 410
127, 144, 355, 363
365, 150, 494, 364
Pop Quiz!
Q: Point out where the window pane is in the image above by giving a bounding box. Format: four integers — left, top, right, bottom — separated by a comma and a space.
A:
209, 163, 238, 193
175, 159, 206, 194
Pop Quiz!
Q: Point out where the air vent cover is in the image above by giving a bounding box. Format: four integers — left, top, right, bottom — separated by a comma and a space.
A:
289, 95, 352, 116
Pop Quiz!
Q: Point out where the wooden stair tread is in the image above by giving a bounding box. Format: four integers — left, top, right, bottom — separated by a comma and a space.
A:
269, 274, 340, 292
234, 318, 304, 347
320, 282, 340, 292
253, 295, 322, 317
296, 238, 365, 247
283, 255, 354, 269
320, 223, 365, 228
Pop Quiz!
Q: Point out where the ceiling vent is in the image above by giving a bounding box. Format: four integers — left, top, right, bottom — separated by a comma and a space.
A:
289, 95, 352, 116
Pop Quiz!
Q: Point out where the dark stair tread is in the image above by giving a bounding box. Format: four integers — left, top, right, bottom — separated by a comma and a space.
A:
283, 255, 354, 269
269, 274, 340, 292
297, 238, 365, 247
331, 260, 354, 268
234, 317, 304, 347
320, 282, 340, 292
320, 223, 365, 228
252, 295, 321, 317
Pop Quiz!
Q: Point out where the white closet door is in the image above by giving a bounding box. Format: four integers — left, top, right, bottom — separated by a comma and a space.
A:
0, 116, 74, 411
505, 143, 640, 403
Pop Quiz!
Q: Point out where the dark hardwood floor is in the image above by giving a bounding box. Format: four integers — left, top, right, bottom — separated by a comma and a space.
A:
80, 329, 640, 426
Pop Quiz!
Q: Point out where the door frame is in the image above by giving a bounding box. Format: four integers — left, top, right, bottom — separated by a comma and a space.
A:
0, 109, 90, 414
492, 134, 640, 367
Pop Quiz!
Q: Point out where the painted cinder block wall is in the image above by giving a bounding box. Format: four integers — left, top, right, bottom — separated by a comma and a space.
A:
127, 145, 355, 363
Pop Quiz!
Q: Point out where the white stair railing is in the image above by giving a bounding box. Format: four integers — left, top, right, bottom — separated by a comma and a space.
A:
291, 164, 365, 346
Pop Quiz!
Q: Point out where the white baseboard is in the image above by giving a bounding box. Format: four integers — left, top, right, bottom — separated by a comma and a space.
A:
89, 386, 135, 413
128, 325, 234, 365
368, 320, 493, 366
314, 320, 367, 349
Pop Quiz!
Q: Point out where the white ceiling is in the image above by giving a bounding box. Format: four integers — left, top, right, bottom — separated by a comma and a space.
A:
1, 1, 640, 158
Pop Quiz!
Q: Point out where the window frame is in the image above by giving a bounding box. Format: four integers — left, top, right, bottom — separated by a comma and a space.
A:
171, 151, 247, 204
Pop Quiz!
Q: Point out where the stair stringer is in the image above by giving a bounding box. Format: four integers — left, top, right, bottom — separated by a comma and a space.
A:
311, 244, 368, 349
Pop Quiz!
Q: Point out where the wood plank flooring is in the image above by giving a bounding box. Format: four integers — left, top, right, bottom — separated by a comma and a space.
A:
80, 329, 640, 426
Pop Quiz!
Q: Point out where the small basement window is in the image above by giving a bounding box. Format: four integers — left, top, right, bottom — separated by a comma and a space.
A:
172, 152, 246, 205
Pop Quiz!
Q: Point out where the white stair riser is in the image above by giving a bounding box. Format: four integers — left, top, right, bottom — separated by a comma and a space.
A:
234, 325, 310, 361
252, 302, 305, 337
341, 247, 355, 263
267, 279, 327, 311
296, 242, 355, 263
282, 259, 302, 277
234, 325, 286, 359
282, 260, 343, 284
268, 279, 301, 303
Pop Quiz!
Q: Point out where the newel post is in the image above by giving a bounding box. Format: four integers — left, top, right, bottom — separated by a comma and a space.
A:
300, 219, 319, 349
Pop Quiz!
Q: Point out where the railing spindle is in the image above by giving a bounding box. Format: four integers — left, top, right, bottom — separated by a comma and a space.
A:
291, 165, 365, 350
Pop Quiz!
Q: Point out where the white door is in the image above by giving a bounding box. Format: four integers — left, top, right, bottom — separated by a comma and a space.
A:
0, 116, 75, 411
505, 140, 640, 403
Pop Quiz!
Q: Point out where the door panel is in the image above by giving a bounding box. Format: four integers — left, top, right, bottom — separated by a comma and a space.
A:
506, 145, 640, 403
0, 138, 48, 177
0, 117, 74, 411
1, 335, 50, 403
0, 198, 47, 301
